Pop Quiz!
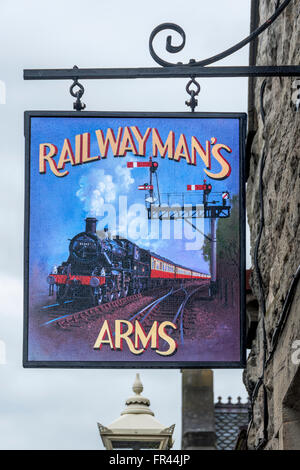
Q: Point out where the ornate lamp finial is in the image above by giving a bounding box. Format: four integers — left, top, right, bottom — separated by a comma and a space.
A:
133, 373, 143, 396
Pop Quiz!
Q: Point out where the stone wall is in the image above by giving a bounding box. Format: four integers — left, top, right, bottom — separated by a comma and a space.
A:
245, 0, 300, 449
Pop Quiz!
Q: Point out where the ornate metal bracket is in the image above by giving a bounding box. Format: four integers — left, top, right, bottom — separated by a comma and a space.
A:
148, 0, 294, 111
148, 0, 292, 67
23, 0, 300, 111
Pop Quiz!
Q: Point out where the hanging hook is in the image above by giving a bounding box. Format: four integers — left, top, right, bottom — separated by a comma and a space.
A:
70, 66, 86, 111
185, 75, 200, 112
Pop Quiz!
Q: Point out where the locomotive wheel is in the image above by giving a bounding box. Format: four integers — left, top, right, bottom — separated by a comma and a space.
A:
122, 286, 129, 297
94, 291, 103, 306
57, 286, 66, 305
106, 291, 114, 303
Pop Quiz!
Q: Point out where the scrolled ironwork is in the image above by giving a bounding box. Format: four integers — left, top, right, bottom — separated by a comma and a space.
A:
148, 0, 293, 67
149, 23, 186, 67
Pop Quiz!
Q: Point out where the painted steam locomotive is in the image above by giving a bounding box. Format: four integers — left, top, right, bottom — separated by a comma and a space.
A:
47, 218, 210, 306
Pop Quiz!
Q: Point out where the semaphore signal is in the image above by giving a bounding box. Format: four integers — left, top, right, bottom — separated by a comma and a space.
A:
138, 184, 154, 190
128, 164, 231, 297
127, 161, 152, 168
127, 157, 160, 206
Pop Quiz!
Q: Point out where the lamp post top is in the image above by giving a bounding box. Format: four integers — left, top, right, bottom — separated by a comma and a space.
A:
97, 374, 175, 449
121, 373, 153, 416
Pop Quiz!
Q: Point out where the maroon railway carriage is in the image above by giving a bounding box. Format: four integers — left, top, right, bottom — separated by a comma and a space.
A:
150, 253, 210, 286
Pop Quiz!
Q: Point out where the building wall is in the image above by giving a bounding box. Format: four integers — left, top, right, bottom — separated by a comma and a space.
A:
245, 0, 300, 449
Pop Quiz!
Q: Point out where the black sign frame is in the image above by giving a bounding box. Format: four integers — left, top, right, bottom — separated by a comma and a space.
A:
24, 110, 246, 369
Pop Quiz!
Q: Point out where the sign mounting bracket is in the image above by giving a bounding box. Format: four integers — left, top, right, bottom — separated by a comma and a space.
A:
23, 1, 298, 81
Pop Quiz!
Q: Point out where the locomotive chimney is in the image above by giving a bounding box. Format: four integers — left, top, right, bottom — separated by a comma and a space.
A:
85, 217, 98, 234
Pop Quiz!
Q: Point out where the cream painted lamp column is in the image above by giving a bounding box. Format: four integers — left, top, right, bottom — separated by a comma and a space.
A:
98, 374, 175, 450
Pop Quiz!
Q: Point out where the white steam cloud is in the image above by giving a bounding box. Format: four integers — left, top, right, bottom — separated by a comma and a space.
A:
76, 165, 134, 217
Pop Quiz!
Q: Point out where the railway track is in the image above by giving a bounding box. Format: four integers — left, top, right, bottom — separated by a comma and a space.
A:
41, 288, 167, 328
42, 281, 209, 333
126, 282, 209, 345
127, 287, 179, 323
171, 285, 205, 345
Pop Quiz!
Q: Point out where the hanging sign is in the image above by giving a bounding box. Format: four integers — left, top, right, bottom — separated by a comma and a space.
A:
24, 111, 246, 368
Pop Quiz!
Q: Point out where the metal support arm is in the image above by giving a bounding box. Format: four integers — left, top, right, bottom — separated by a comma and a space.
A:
24, 65, 300, 81
24, 0, 299, 82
